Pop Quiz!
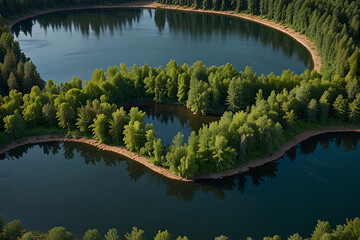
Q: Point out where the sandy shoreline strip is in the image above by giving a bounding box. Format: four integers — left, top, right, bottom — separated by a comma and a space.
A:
190, 125, 360, 180
0, 135, 191, 182
5, 1, 322, 72
0, 125, 359, 181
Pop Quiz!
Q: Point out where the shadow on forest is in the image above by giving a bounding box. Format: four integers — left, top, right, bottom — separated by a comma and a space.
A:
1, 132, 359, 201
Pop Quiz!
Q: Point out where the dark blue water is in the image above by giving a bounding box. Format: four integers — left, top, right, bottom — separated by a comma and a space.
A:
0, 132, 359, 239
11, 8, 312, 83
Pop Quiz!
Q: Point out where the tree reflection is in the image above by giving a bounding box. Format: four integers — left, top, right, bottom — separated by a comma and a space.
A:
2, 132, 360, 201
11, 8, 310, 67
123, 103, 219, 134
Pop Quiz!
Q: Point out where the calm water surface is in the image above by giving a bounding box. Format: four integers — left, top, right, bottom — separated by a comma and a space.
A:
0, 132, 359, 239
123, 104, 219, 145
11, 8, 312, 82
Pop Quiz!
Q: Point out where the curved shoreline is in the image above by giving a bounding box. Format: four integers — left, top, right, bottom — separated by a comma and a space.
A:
190, 125, 360, 180
5, 1, 322, 72
0, 135, 192, 182
0, 125, 359, 181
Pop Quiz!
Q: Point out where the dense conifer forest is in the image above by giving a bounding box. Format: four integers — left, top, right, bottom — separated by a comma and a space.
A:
0, 0, 360, 238
157, 0, 360, 79
0, 0, 359, 178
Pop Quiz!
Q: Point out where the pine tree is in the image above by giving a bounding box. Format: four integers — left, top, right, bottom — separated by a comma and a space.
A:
90, 114, 109, 143
7, 71, 18, 90
307, 99, 318, 122
283, 110, 296, 128
3, 110, 25, 139
348, 95, 360, 123
333, 95, 348, 121
109, 107, 129, 145
56, 102, 75, 130
186, 78, 210, 115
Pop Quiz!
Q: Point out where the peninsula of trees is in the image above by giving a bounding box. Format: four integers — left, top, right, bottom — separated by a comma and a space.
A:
0, 0, 359, 179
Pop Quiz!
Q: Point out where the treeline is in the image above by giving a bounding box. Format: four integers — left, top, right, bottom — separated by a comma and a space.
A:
2, 60, 360, 177
1, 214, 360, 240
0, 17, 44, 95
157, 0, 360, 79
0, 0, 135, 18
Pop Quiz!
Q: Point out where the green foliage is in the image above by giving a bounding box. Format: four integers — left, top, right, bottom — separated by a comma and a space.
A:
83, 229, 101, 240
333, 95, 348, 121
214, 235, 229, 240
283, 110, 296, 128
211, 135, 236, 171
21, 232, 35, 240
3, 220, 24, 240
47, 227, 73, 240
140, 124, 157, 157
176, 237, 189, 240
123, 121, 146, 153
154, 230, 171, 240
109, 107, 129, 145
124, 227, 144, 240
177, 73, 190, 103
159, 0, 360, 82
311, 220, 332, 240
42, 103, 57, 127
90, 114, 109, 143
226, 77, 240, 111
105, 228, 119, 240
287, 234, 303, 240
165, 132, 187, 173
186, 78, 210, 115
307, 99, 318, 122
56, 102, 75, 130
264, 236, 281, 240
0, 213, 359, 240
1, 0, 360, 179
348, 94, 360, 123
4, 110, 25, 139
152, 138, 165, 166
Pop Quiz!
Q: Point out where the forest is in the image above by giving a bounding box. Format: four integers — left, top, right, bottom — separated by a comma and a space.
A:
157, 0, 360, 80
2, 58, 360, 177
1, 213, 360, 240
0, 0, 359, 179
0, 0, 359, 239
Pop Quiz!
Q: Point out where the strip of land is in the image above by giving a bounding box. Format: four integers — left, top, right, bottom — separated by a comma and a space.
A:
0, 135, 192, 182
6, 1, 322, 72
0, 126, 359, 181
2, 1, 331, 180
190, 125, 360, 180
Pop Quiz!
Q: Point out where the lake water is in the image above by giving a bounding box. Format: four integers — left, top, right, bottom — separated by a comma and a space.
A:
1, 132, 359, 239
123, 103, 219, 145
11, 8, 312, 83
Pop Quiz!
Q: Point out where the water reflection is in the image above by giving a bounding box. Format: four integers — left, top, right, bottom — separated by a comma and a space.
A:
11, 8, 311, 70
2, 132, 359, 202
154, 9, 311, 67
123, 103, 219, 133
11, 9, 143, 37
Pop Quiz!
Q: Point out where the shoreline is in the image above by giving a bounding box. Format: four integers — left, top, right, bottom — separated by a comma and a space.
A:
190, 125, 360, 180
0, 135, 192, 182
5, 1, 322, 72
0, 125, 359, 181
